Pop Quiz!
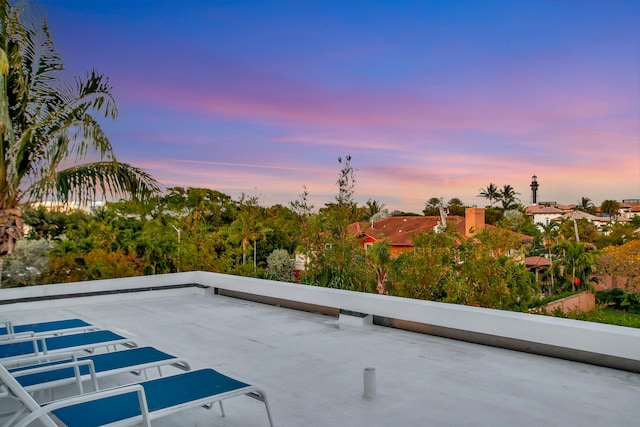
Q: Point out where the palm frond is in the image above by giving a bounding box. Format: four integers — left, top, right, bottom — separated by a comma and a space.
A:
37, 161, 160, 204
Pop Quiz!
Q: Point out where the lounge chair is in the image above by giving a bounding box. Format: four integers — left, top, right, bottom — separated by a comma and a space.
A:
0, 319, 96, 338
0, 364, 275, 427
0, 330, 137, 363
7, 346, 191, 395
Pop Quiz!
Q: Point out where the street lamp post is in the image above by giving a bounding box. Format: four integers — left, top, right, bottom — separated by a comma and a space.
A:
171, 224, 181, 272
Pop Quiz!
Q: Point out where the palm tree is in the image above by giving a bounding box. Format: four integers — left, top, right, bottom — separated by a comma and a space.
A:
552, 241, 597, 292
499, 184, 519, 204
366, 240, 392, 295
447, 198, 463, 207
478, 183, 500, 207
540, 221, 559, 290
576, 197, 596, 214
365, 199, 385, 218
423, 197, 441, 216
600, 200, 621, 219
499, 198, 518, 212
0, 2, 158, 265
447, 197, 465, 216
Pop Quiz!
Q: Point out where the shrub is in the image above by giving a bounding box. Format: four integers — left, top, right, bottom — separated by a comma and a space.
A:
267, 249, 296, 282
596, 289, 640, 314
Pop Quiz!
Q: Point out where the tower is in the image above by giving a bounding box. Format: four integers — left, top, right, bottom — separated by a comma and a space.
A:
530, 174, 539, 204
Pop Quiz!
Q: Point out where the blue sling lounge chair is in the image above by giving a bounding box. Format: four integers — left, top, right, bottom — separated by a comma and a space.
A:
0, 330, 137, 363
7, 346, 191, 395
0, 364, 275, 427
0, 319, 96, 338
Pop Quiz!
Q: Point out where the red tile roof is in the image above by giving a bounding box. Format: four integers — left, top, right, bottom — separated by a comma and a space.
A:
349, 216, 463, 246
525, 256, 551, 268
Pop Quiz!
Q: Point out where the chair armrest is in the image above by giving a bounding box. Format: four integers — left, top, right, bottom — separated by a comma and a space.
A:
11, 359, 99, 394
13, 384, 152, 427
2, 351, 81, 369
0, 319, 14, 335
0, 335, 43, 359
0, 331, 35, 342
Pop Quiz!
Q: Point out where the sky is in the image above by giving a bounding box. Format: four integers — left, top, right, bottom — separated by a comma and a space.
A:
36, 0, 640, 213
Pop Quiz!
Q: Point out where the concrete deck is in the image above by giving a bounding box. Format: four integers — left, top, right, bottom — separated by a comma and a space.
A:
1, 287, 639, 426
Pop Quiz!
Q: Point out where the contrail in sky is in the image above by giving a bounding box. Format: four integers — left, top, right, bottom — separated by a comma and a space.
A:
174, 159, 302, 171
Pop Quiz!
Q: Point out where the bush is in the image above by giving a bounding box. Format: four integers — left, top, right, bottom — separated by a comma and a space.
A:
596, 289, 640, 314
266, 249, 296, 283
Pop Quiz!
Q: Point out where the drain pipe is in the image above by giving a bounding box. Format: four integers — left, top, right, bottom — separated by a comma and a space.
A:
363, 367, 376, 399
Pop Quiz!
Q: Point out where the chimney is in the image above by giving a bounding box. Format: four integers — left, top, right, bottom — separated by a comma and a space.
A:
465, 207, 485, 237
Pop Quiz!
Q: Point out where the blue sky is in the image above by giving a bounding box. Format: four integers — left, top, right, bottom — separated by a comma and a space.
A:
38, 0, 640, 211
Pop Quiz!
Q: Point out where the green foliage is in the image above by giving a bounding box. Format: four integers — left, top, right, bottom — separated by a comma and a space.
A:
484, 208, 503, 225
552, 240, 598, 292
366, 240, 392, 294
447, 198, 466, 217
596, 289, 640, 314
551, 306, 640, 329
0, 1, 158, 262
390, 228, 457, 300
423, 197, 442, 216
266, 249, 296, 282
390, 226, 538, 311
595, 222, 639, 248
22, 207, 68, 240
600, 200, 621, 218
478, 183, 500, 207
498, 209, 538, 236
576, 197, 596, 215
0, 2, 159, 207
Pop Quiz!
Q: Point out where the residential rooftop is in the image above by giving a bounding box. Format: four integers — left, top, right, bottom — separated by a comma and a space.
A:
1, 273, 639, 426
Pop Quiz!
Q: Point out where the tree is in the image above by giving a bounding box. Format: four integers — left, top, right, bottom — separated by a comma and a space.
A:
391, 227, 458, 301
366, 240, 392, 295
498, 209, 537, 236
0, 2, 158, 272
576, 197, 596, 214
305, 155, 372, 291
597, 240, 640, 294
595, 222, 639, 248
557, 218, 599, 244
365, 199, 385, 218
499, 184, 520, 204
600, 200, 621, 219
423, 197, 442, 216
447, 198, 466, 216
478, 183, 500, 207
552, 241, 597, 292
22, 206, 68, 240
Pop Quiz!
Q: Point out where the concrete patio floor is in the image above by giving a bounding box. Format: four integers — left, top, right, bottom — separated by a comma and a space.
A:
2, 287, 639, 426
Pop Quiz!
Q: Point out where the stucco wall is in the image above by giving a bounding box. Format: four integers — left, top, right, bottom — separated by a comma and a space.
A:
543, 291, 595, 313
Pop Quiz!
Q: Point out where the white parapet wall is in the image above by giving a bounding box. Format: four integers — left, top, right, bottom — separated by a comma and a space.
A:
1, 271, 639, 372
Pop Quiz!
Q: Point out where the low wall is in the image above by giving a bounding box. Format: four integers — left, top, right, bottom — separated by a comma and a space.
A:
543, 291, 595, 313
594, 275, 630, 291
1, 271, 639, 373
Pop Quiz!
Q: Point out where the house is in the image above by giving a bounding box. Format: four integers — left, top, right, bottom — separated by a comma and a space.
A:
558, 210, 631, 228
619, 201, 640, 220
349, 207, 532, 254
525, 205, 565, 227
525, 255, 552, 281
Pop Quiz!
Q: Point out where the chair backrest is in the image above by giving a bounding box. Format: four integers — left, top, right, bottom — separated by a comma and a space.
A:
0, 364, 58, 426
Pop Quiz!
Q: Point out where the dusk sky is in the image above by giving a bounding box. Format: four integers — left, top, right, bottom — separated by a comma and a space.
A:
38, 0, 639, 212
